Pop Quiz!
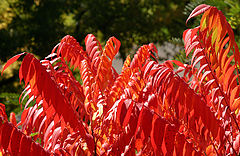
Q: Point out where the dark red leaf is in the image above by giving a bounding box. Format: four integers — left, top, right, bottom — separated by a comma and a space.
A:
150, 116, 166, 154
141, 108, 153, 141
164, 124, 177, 156
30, 142, 43, 156
9, 128, 22, 155
116, 99, 125, 126
19, 136, 32, 156
0, 121, 14, 150
175, 133, 185, 156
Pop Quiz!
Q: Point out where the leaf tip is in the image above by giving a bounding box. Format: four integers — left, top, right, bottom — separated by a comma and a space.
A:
186, 4, 211, 25
1, 52, 26, 76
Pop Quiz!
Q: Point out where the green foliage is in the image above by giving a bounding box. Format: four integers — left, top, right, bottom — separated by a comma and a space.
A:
0, 0, 189, 61
0, 0, 67, 61
0, 92, 20, 116
0, 62, 24, 116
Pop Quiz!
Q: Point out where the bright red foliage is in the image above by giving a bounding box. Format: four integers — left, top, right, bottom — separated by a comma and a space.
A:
1, 4, 240, 155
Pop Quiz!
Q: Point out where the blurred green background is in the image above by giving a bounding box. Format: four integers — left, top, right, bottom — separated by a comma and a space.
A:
0, 0, 240, 117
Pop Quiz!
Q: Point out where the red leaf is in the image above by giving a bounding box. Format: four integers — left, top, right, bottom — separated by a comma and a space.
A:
150, 116, 166, 154
164, 124, 177, 156
197, 64, 208, 78
43, 121, 54, 143
200, 70, 211, 84
147, 93, 158, 109
0, 120, 50, 156
183, 28, 200, 57
183, 142, 197, 156
143, 61, 156, 79
234, 134, 240, 152
0, 103, 8, 120
223, 66, 235, 89
0, 121, 13, 150
186, 4, 211, 24
19, 136, 32, 156
32, 107, 44, 128
85, 134, 95, 153
51, 127, 62, 149
141, 108, 153, 141
1, 52, 25, 75
171, 60, 185, 67
187, 41, 199, 57
192, 56, 205, 69
116, 99, 125, 126
10, 112, 17, 126
19, 54, 34, 85
175, 133, 185, 156
135, 138, 143, 152
191, 48, 203, 65
30, 142, 44, 156
122, 100, 134, 127
9, 128, 22, 155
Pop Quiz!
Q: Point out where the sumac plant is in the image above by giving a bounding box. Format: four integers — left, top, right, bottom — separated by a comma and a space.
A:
1, 4, 240, 156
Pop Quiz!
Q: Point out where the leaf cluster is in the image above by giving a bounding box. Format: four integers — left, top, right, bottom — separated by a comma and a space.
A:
1, 4, 240, 155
